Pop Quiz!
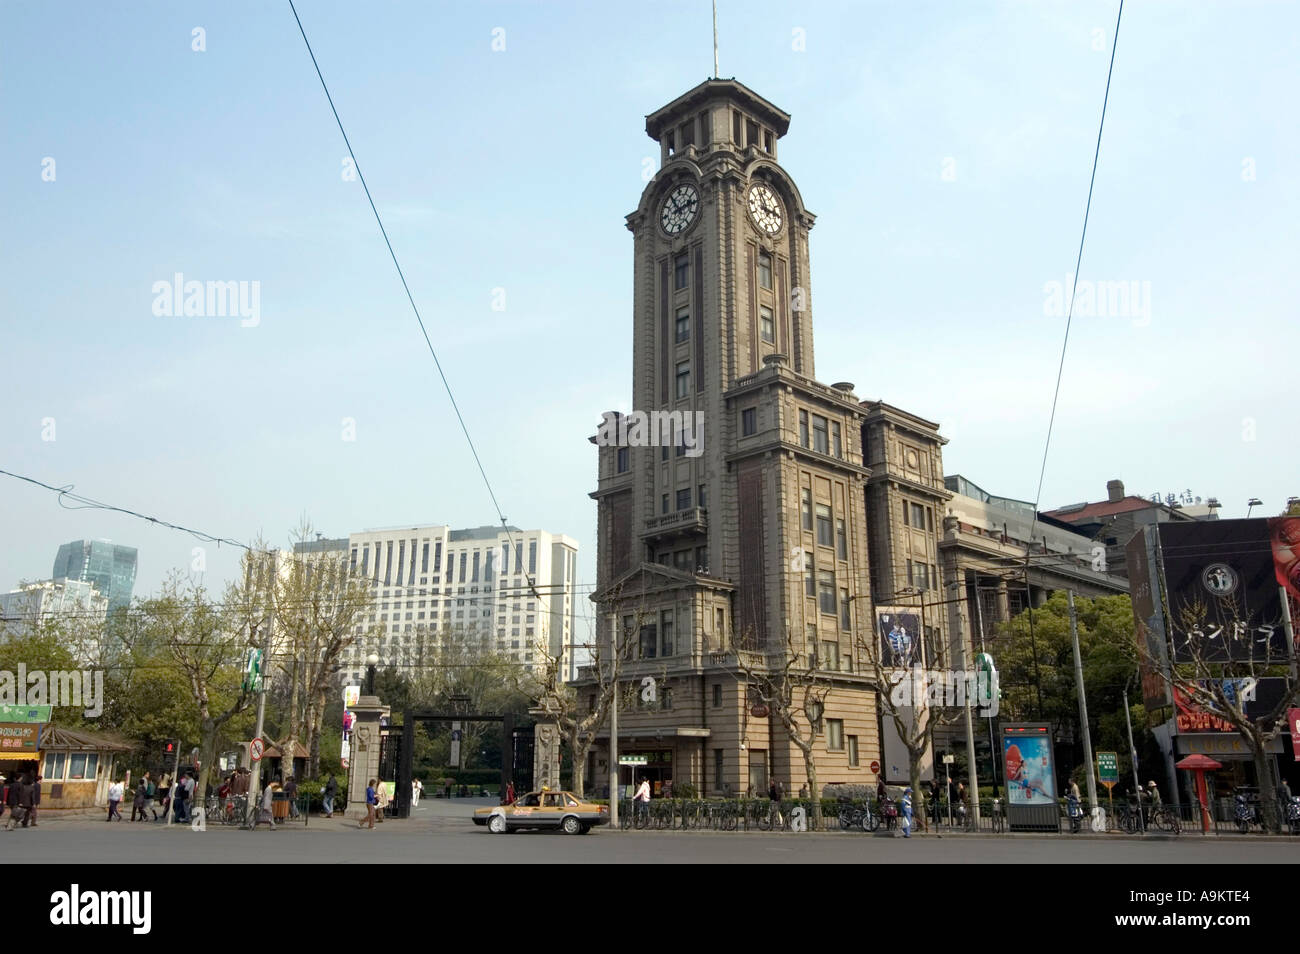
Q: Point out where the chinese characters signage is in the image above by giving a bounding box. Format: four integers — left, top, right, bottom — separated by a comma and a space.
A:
0, 723, 41, 753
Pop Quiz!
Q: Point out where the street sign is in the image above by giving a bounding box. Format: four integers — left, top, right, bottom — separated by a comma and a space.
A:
750, 703, 769, 718
249, 737, 264, 762
870, 760, 880, 774
1097, 751, 1119, 784
942, 754, 955, 765
619, 755, 648, 766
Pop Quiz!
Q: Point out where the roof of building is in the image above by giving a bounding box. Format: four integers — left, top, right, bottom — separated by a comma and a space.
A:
1043, 496, 1169, 522
645, 78, 791, 139
40, 725, 134, 752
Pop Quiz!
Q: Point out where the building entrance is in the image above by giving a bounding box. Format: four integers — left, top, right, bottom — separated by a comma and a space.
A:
618, 749, 674, 797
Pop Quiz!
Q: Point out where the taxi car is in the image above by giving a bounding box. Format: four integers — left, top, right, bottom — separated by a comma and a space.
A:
472, 789, 608, 834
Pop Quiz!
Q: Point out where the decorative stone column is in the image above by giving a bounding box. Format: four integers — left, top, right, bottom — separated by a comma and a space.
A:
346, 695, 390, 819
530, 705, 562, 792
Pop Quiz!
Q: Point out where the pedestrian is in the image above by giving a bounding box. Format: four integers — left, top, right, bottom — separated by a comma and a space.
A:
768, 778, 785, 827
29, 774, 41, 826
633, 776, 651, 824
322, 773, 338, 817
253, 779, 277, 830
1146, 780, 1161, 806
171, 773, 186, 823
359, 778, 377, 829
182, 771, 196, 820
412, 778, 423, 806
4, 775, 27, 830
157, 772, 171, 822
283, 775, 299, 818
504, 780, 515, 805
376, 781, 388, 822
131, 772, 151, 821
798, 783, 809, 799
901, 787, 914, 838
107, 778, 124, 821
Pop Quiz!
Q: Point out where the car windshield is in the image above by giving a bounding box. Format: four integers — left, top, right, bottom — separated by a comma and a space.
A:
520, 793, 541, 807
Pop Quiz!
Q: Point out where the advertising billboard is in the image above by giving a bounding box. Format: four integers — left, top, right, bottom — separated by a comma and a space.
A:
1001, 724, 1058, 831
1173, 677, 1288, 733
1161, 519, 1291, 663
875, 607, 923, 669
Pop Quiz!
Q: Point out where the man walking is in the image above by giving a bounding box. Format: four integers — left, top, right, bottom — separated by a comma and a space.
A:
322, 774, 338, 817
901, 787, 914, 838
284, 775, 299, 819
131, 772, 152, 822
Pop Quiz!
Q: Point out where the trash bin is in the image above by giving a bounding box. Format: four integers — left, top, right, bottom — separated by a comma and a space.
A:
272, 791, 289, 820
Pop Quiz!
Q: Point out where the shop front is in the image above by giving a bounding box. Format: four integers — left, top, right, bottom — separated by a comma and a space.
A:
37, 726, 133, 809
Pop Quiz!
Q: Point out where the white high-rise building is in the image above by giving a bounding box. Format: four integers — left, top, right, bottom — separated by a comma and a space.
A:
303, 525, 579, 685
0, 579, 108, 649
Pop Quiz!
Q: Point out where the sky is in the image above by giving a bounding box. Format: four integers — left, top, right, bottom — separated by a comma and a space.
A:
2, 0, 1297, 640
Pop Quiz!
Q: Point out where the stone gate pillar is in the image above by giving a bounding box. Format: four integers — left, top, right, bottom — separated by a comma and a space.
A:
346, 695, 390, 819
530, 706, 562, 791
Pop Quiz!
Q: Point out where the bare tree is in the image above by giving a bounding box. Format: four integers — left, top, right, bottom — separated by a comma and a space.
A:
723, 625, 833, 827
527, 586, 645, 797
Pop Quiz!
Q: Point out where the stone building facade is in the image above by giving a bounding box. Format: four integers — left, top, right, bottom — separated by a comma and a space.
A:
585, 79, 879, 798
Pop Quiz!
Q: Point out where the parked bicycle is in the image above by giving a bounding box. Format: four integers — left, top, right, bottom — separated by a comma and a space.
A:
837, 798, 879, 832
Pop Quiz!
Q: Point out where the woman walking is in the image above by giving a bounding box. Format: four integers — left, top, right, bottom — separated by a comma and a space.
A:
107, 778, 124, 821
156, 773, 171, 822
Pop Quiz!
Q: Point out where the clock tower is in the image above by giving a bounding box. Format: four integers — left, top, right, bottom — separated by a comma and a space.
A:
588, 79, 877, 798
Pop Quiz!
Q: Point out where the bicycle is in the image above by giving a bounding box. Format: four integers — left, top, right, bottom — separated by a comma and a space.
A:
1150, 805, 1181, 834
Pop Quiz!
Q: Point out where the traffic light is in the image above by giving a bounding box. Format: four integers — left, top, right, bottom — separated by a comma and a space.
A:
161, 739, 178, 762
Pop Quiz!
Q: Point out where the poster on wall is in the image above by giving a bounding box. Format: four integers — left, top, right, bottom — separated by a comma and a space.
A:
876, 607, 923, 669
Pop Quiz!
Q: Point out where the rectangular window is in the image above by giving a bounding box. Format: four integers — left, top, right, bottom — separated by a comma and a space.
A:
676, 361, 690, 399
675, 254, 689, 290
927, 508, 934, 533
617, 446, 629, 473
911, 503, 926, 529
676, 306, 690, 344
742, 407, 756, 436
760, 305, 774, 344
758, 250, 772, 289
712, 683, 722, 707
799, 410, 809, 448
529, 541, 537, 574
836, 518, 847, 560
812, 415, 829, 455
385, 542, 394, 585
764, 130, 774, 153
840, 588, 851, 630
434, 540, 442, 575
746, 119, 759, 147
698, 484, 708, 510
902, 501, 909, 526
832, 421, 842, 458
715, 607, 725, 642
640, 622, 658, 659
828, 719, 844, 751
68, 753, 88, 779
458, 553, 467, 584
818, 569, 836, 614
816, 504, 832, 547
915, 563, 929, 591
421, 543, 429, 574
472, 552, 480, 583
805, 562, 815, 598
396, 541, 405, 587
801, 487, 813, 531
662, 494, 669, 514
807, 623, 818, 668
676, 488, 691, 511
674, 550, 692, 571
350, 547, 358, 575
848, 735, 859, 767
732, 110, 742, 145
661, 609, 674, 656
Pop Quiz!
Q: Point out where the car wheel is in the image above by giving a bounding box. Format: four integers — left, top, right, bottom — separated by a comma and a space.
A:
488, 814, 507, 834
562, 815, 582, 835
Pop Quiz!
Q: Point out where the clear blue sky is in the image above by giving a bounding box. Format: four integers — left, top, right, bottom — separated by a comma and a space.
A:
3, 1, 1297, 636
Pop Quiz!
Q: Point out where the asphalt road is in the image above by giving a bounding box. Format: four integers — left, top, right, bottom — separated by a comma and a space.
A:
7, 798, 1298, 864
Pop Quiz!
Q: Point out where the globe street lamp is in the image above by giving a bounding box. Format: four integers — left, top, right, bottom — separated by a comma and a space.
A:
365, 652, 380, 696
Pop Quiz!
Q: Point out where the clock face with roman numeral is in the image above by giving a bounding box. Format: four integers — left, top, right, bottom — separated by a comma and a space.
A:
747, 184, 783, 234
661, 184, 699, 234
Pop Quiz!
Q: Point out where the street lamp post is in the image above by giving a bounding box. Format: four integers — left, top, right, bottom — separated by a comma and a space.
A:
365, 652, 379, 696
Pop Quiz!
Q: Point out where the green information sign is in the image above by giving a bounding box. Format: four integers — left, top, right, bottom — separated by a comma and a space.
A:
0, 705, 51, 723
618, 755, 647, 766
1097, 751, 1119, 784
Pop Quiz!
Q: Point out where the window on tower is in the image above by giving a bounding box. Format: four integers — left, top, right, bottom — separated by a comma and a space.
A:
617, 446, 629, 473
758, 250, 772, 289
675, 307, 690, 343
812, 415, 829, 455
760, 305, 774, 344
674, 254, 689, 290
741, 407, 756, 436
675, 361, 690, 399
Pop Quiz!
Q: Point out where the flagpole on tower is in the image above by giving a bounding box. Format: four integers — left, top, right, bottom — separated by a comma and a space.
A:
712, 0, 719, 78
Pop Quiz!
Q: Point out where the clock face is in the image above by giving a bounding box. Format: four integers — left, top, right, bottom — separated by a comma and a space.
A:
747, 184, 783, 234
660, 184, 699, 234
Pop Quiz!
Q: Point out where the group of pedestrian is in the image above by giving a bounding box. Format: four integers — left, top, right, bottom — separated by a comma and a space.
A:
2, 772, 40, 830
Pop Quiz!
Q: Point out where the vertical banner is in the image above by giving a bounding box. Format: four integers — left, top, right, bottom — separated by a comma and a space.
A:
876, 607, 923, 668
1288, 709, 1300, 761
